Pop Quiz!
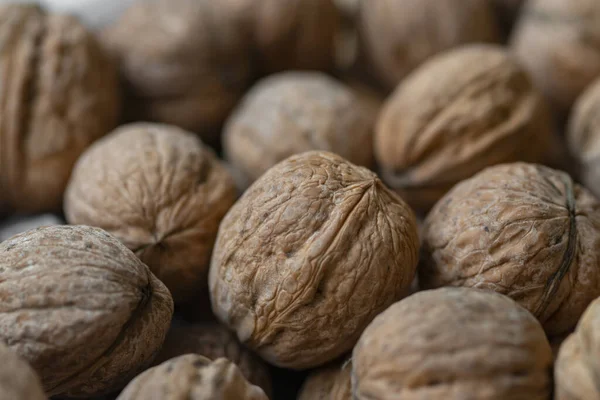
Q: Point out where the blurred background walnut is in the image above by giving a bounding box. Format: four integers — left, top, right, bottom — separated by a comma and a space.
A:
297, 360, 352, 400
0, 342, 46, 400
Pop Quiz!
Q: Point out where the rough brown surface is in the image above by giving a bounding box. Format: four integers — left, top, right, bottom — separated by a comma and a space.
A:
297, 360, 352, 400
421, 162, 600, 336
375, 45, 558, 213
0, 341, 46, 400
0, 225, 174, 398
358, 0, 500, 89
353, 288, 553, 400
116, 355, 268, 400
0, 4, 120, 214
224, 72, 375, 189
511, 0, 600, 114
64, 123, 237, 304
209, 151, 419, 369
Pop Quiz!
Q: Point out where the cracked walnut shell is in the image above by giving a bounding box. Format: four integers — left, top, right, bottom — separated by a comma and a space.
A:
0, 225, 174, 398
64, 123, 237, 304
209, 151, 419, 369
298, 360, 352, 400
421, 162, 600, 336
353, 288, 553, 400
0, 4, 120, 214
0, 342, 46, 400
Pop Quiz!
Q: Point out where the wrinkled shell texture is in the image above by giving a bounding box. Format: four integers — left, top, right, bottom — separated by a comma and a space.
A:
155, 321, 272, 396
117, 355, 268, 400
0, 225, 174, 398
375, 45, 556, 213
298, 360, 352, 400
352, 288, 553, 400
0, 4, 119, 213
209, 151, 419, 369
421, 163, 600, 336
555, 297, 600, 400
0, 342, 46, 400
358, 0, 500, 88
64, 123, 237, 303
511, 0, 600, 113
224, 72, 375, 188
568, 77, 600, 199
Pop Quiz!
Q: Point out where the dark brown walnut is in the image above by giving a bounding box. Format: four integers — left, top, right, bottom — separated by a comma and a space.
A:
209, 151, 419, 369
511, 0, 600, 115
298, 360, 352, 400
0, 225, 174, 398
353, 288, 553, 400
375, 44, 559, 214
224, 72, 376, 189
154, 320, 272, 396
358, 0, 500, 89
421, 162, 600, 336
0, 4, 120, 214
117, 355, 268, 400
0, 342, 46, 400
64, 123, 237, 303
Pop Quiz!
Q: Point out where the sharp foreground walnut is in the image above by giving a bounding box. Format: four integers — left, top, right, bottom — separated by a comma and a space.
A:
0, 225, 174, 398
0, 342, 46, 400
421, 162, 600, 336
64, 123, 237, 304
0, 4, 120, 214
209, 151, 419, 369
375, 44, 559, 214
297, 359, 352, 400
117, 355, 268, 400
353, 288, 553, 400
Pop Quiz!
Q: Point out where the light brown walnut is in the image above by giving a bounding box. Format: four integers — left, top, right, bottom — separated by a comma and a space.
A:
0, 225, 174, 398
209, 151, 419, 369
0, 342, 46, 400
421, 162, 600, 336
297, 360, 352, 400
64, 123, 237, 304
352, 288, 553, 400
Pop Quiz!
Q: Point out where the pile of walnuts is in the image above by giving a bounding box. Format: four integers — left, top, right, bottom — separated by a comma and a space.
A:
1, 0, 600, 399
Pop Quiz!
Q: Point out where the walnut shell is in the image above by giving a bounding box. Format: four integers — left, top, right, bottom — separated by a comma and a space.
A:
0, 225, 174, 398
116, 355, 268, 400
358, 0, 500, 89
64, 123, 237, 304
375, 44, 559, 214
421, 162, 600, 336
224, 72, 375, 189
511, 0, 600, 114
297, 360, 352, 400
0, 4, 120, 214
209, 151, 419, 369
0, 342, 46, 400
352, 288, 553, 399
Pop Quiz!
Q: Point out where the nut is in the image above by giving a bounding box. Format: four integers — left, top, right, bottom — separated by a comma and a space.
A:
0, 225, 174, 398
420, 162, 600, 336
352, 287, 553, 399
64, 123, 237, 303
375, 44, 559, 213
209, 151, 419, 369
224, 72, 376, 189
0, 4, 120, 214
0, 342, 46, 400
358, 0, 500, 89
116, 355, 268, 400
298, 360, 352, 400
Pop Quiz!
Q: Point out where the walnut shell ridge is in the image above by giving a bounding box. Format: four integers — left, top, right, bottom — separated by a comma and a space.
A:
352, 288, 553, 400
0, 225, 174, 398
64, 123, 237, 304
298, 359, 352, 400
0, 4, 120, 214
209, 151, 419, 369
421, 162, 600, 336
0, 342, 46, 400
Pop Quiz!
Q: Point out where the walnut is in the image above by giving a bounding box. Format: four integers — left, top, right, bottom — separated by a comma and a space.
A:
64, 123, 237, 303
224, 72, 375, 189
420, 162, 600, 336
375, 44, 559, 214
0, 342, 46, 400
0, 4, 120, 214
357, 0, 500, 89
116, 355, 268, 400
0, 213, 63, 242
352, 287, 553, 399
511, 0, 600, 115
209, 151, 419, 369
154, 320, 272, 396
298, 360, 352, 400
0, 225, 174, 398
